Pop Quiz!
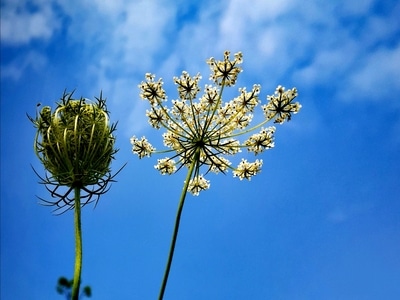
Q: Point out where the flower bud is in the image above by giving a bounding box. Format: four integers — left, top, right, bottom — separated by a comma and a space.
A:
30, 91, 119, 211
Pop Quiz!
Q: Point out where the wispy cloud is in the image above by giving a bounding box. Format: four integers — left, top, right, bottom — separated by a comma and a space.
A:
1, 50, 47, 80
1, 0, 61, 45
344, 46, 400, 103
327, 201, 375, 224
2, 0, 399, 125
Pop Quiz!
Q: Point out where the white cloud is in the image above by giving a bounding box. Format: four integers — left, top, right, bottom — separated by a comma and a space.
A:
3, 0, 399, 112
286, 0, 400, 104
57, 0, 178, 73
1, 0, 60, 45
218, 0, 297, 63
343, 45, 400, 103
293, 40, 360, 86
333, 0, 374, 16
221, 0, 294, 28
1, 51, 47, 80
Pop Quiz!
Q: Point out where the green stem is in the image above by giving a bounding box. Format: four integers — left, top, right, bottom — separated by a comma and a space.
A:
71, 187, 82, 300
158, 150, 199, 300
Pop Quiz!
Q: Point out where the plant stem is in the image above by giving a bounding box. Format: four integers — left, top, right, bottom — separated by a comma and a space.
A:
158, 150, 199, 300
72, 187, 82, 300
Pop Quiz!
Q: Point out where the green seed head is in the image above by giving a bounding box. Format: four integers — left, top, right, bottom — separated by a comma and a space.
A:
30, 91, 119, 211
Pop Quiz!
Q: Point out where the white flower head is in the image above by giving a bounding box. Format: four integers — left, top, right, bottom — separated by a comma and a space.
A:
187, 175, 210, 196
131, 51, 300, 195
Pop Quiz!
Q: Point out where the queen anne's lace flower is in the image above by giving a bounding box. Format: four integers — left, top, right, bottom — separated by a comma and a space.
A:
244, 127, 276, 154
233, 159, 263, 180
188, 175, 210, 196
207, 51, 243, 86
155, 158, 177, 175
262, 85, 301, 124
130, 136, 154, 158
139, 73, 166, 105
131, 51, 301, 195
174, 71, 202, 100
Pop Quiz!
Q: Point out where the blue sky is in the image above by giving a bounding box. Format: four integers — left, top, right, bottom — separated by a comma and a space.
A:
1, 0, 400, 299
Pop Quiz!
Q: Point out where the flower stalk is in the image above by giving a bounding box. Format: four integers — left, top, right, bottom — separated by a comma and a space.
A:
158, 149, 200, 300
72, 187, 82, 300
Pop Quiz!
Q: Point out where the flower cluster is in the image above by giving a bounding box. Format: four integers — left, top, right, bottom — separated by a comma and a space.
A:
262, 85, 300, 124
131, 51, 301, 195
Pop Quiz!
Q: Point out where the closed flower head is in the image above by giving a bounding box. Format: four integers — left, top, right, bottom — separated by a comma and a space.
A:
30, 91, 119, 212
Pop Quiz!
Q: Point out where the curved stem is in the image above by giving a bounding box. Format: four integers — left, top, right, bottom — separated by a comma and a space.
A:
158, 150, 199, 300
71, 187, 82, 300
